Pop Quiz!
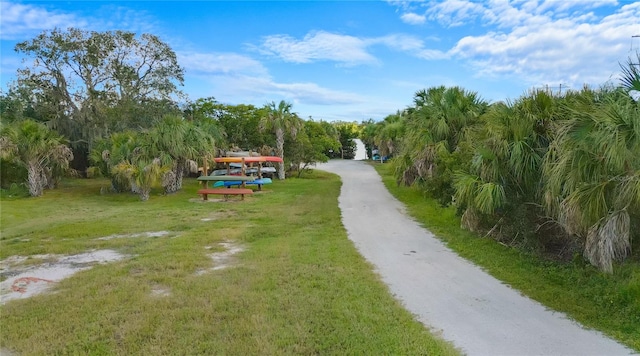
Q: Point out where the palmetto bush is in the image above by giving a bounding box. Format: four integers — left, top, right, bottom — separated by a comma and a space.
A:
544, 88, 640, 273
453, 91, 558, 239
0, 120, 73, 196
394, 86, 487, 205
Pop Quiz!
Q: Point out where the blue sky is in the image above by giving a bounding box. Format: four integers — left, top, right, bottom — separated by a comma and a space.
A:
1, 1, 639, 122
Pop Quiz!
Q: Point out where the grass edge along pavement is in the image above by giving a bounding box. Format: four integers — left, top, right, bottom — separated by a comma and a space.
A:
0, 173, 459, 355
373, 162, 640, 352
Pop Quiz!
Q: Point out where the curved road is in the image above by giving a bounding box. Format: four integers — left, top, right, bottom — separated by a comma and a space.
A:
317, 159, 635, 356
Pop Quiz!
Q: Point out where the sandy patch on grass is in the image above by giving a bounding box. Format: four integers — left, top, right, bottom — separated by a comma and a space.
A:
196, 242, 245, 275
200, 211, 237, 222
96, 231, 170, 241
150, 285, 171, 297
0, 249, 126, 305
189, 198, 227, 203
189, 197, 251, 203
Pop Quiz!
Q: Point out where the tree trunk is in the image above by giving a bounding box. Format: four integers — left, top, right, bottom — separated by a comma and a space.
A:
175, 159, 184, 190
139, 188, 150, 201
276, 128, 285, 180
27, 161, 44, 197
163, 159, 185, 194
131, 181, 141, 194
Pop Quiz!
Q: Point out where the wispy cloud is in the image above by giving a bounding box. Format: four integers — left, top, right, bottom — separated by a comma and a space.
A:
0, 1, 86, 40
390, 0, 640, 88
0, 1, 159, 40
450, 1, 640, 86
257, 31, 378, 66
425, 0, 485, 27
178, 52, 268, 76
269, 82, 365, 105
401, 12, 426, 25
180, 49, 364, 107
257, 31, 449, 65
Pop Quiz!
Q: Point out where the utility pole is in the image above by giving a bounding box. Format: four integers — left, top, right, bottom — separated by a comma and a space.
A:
632, 35, 640, 67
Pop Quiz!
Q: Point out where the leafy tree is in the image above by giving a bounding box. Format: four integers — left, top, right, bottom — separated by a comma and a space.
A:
0, 120, 73, 196
359, 119, 379, 159
287, 120, 341, 177
13, 28, 184, 171
260, 100, 302, 179
332, 121, 359, 159
374, 113, 405, 160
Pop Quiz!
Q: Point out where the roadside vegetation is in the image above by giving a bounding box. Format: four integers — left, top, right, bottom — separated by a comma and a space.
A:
0, 173, 458, 355
374, 162, 640, 351
361, 52, 640, 274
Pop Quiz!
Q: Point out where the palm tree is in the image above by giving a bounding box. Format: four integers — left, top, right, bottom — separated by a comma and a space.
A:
395, 86, 486, 204
148, 116, 216, 193
620, 50, 640, 101
0, 120, 73, 196
543, 88, 640, 273
375, 112, 405, 159
260, 100, 301, 180
89, 131, 139, 192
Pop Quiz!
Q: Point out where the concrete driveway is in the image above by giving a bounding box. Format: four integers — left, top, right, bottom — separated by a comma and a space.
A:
317, 159, 635, 356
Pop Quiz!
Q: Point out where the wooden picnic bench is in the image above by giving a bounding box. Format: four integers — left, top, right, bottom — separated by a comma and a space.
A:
197, 188, 253, 201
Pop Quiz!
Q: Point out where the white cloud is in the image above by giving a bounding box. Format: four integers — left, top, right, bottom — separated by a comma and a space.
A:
383, 0, 638, 88
0, 1, 160, 40
371, 34, 425, 51
178, 52, 268, 76
180, 49, 365, 107
426, 0, 486, 27
534, 0, 619, 15
450, 1, 640, 87
269, 82, 365, 105
95, 5, 159, 35
0, 1, 86, 40
258, 31, 378, 66
401, 12, 426, 25
258, 31, 449, 65
190, 72, 365, 107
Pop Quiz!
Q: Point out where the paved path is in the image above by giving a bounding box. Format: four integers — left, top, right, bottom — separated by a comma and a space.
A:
317, 159, 636, 356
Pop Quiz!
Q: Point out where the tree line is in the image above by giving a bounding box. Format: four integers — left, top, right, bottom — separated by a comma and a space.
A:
0, 28, 360, 200
360, 54, 640, 273
4, 27, 637, 273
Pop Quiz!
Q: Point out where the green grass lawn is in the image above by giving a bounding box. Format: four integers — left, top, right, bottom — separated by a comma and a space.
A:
0, 172, 458, 355
373, 162, 640, 352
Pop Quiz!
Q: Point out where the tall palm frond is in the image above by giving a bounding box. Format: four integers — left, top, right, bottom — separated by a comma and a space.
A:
620, 51, 640, 94
543, 89, 640, 272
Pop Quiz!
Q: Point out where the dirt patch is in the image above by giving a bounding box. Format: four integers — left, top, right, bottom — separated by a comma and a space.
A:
200, 211, 237, 222
150, 285, 171, 297
0, 249, 127, 304
0, 347, 18, 356
196, 242, 245, 275
96, 231, 170, 241
188, 197, 250, 203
